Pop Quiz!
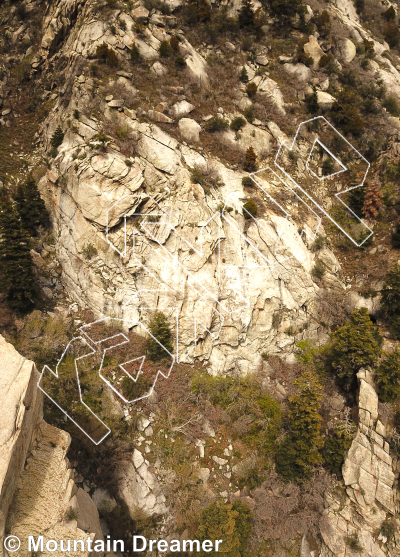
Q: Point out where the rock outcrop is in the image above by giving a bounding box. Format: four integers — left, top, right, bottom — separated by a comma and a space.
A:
0, 336, 107, 557
320, 369, 399, 557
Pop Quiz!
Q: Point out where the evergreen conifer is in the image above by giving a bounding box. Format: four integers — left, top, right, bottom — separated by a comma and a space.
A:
15, 175, 49, 236
147, 311, 173, 361
244, 147, 258, 172
197, 499, 252, 556
50, 126, 64, 149
238, 0, 255, 27
0, 196, 36, 313
327, 307, 381, 391
239, 67, 249, 83
276, 371, 323, 482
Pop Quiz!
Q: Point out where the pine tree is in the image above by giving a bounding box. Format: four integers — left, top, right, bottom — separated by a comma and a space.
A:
0, 196, 36, 314
239, 67, 249, 83
375, 350, 400, 403
147, 311, 173, 361
238, 0, 255, 27
15, 175, 49, 236
244, 147, 258, 172
197, 500, 252, 556
327, 307, 381, 391
50, 126, 64, 149
276, 371, 323, 482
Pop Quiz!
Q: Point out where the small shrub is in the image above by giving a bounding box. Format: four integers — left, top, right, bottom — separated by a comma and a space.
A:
204, 116, 229, 133
190, 163, 223, 191
379, 519, 395, 540
65, 507, 79, 521
175, 56, 187, 69
96, 43, 119, 67
314, 10, 331, 38
243, 105, 254, 123
243, 147, 258, 172
242, 176, 254, 187
384, 20, 400, 48
354, 0, 364, 13
311, 236, 325, 252
381, 265, 400, 338
231, 116, 246, 132
311, 259, 325, 280
170, 36, 180, 52
243, 198, 258, 218
73, 109, 80, 120
246, 82, 257, 98
130, 43, 141, 64
119, 19, 127, 31
240, 66, 249, 83
82, 243, 98, 260
331, 87, 365, 136
346, 533, 362, 553
159, 40, 173, 57
383, 95, 400, 116
242, 36, 253, 52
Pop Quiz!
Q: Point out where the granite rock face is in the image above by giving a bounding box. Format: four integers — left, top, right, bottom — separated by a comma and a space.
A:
320, 369, 398, 557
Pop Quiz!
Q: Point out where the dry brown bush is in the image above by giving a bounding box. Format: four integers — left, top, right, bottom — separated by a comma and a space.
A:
249, 469, 334, 549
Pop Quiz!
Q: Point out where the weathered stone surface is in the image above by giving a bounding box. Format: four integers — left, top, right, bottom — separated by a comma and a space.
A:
257, 76, 286, 113
92, 488, 118, 515
358, 378, 378, 423
304, 35, 324, 68
220, 124, 273, 157
178, 118, 201, 143
131, 6, 149, 23
148, 109, 173, 123
316, 90, 336, 108
255, 54, 269, 66
170, 100, 195, 119
283, 63, 312, 82
0, 336, 43, 544
339, 38, 357, 63
151, 61, 168, 76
